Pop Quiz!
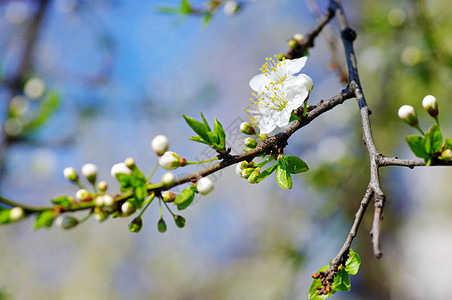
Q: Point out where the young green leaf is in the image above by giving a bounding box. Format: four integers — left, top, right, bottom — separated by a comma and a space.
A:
174, 187, 195, 210
183, 114, 211, 144
445, 138, 452, 150
332, 269, 351, 291
33, 211, 56, 229
405, 135, 429, 159
180, 0, 192, 14
214, 117, 226, 149
345, 248, 361, 275
276, 159, 293, 189
254, 162, 278, 183
25, 92, 60, 132
0, 209, 12, 225
424, 124, 443, 154
189, 136, 211, 145
284, 155, 309, 174
51, 196, 72, 209
200, 112, 212, 132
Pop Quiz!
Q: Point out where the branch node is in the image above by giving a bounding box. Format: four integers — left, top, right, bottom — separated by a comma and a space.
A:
341, 27, 357, 42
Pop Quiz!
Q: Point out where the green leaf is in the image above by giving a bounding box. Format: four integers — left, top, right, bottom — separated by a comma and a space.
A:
25, 91, 60, 132
254, 162, 278, 183
344, 248, 361, 275
0, 209, 12, 225
183, 114, 211, 144
276, 159, 293, 189
174, 187, 195, 210
51, 196, 72, 209
189, 136, 211, 145
33, 211, 56, 229
289, 111, 302, 122
423, 124, 443, 154
180, 0, 192, 14
309, 265, 336, 300
200, 112, 212, 132
132, 185, 147, 208
284, 155, 309, 174
332, 269, 351, 292
445, 138, 452, 150
202, 13, 213, 25
405, 135, 429, 159
116, 173, 132, 189
213, 118, 226, 150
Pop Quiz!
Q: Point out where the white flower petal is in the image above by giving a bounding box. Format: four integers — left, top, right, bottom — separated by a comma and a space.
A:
284, 56, 307, 76
249, 74, 270, 91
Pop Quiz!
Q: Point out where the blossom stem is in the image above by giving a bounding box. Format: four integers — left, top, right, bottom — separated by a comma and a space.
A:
146, 161, 160, 181
414, 124, 425, 136
185, 157, 219, 165
163, 200, 176, 217
138, 194, 155, 218
158, 198, 163, 218
78, 211, 94, 224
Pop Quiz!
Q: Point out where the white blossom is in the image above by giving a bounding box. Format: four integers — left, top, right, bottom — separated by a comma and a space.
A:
196, 177, 215, 195
110, 162, 132, 177
151, 135, 169, 156
248, 56, 313, 134
158, 151, 181, 170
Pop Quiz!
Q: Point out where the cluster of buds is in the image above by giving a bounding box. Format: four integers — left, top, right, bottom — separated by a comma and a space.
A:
311, 269, 335, 295
398, 94, 439, 128
236, 161, 260, 184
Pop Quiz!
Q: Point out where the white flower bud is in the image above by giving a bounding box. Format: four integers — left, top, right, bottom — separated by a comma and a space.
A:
121, 201, 136, 216
95, 196, 104, 206
102, 194, 115, 207
125, 157, 136, 169
81, 163, 98, 183
236, 163, 244, 177
162, 191, 176, 202
398, 105, 418, 126
293, 33, 304, 43
75, 189, 91, 202
240, 122, 255, 135
55, 215, 78, 229
161, 172, 175, 188
223, 0, 239, 16
422, 95, 438, 117
151, 135, 170, 156
110, 162, 132, 178
98, 181, 108, 192
159, 151, 183, 170
196, 177, 215, 195
10, 207, 24, 221
63, 167, 78, 182
24, 77, 45, 99
244, 137, 257, 148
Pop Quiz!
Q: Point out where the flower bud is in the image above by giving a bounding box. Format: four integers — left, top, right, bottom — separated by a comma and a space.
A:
151, 135, 170, 156
196, 177, 215, 195
129, 216, 143, 233
63, 167, 78, 182
125, 157, 136, 169
55, 215, 78, 229
94, 207, 108, 222
174, 215, 186, 228
121, 201, 136, 216
236, 163, 244, 177
441, 149, 452, 160
244, 137, 257, 149
76, 189, 91, 202
159, 151, 183, 170
422, 95, 438, 118
259, 133, 268, 140
288, 39, 297, 49
158, 218, 167, 233
240, 122, 255, 135
95, 195, 104, 206
81, 163, 98, 183
162, 191, 176, 202
10, 207, 24, 221
102, 194, 115, 207
241, 168, 254, 179
223, 0, 239, 16
248, 170, 261, 184
98, 181, 108, 193
111, 162, 132, 178
293, 33, 304, 43
398, 105, 418, 126
276, 53, 286, 61
161, 172, 175, 188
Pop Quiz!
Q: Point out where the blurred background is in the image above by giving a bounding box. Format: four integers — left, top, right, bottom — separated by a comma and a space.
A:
1, 0, 452, 299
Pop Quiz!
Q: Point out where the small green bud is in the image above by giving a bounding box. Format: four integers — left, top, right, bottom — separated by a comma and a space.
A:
288, 39, 297, 49
129, 216, 143, 233
158, 218, 167, 233
240, 122, 255, 135
241, 168, 254, 179
174, 215, 186, 228
248, 170, 261, 184
55, 215, 79, 229
244, 137, 257, 149
94, 207, 109, 222
259, 133, 268, 140
162, 191, 176, 202
276, 53, 286, 61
